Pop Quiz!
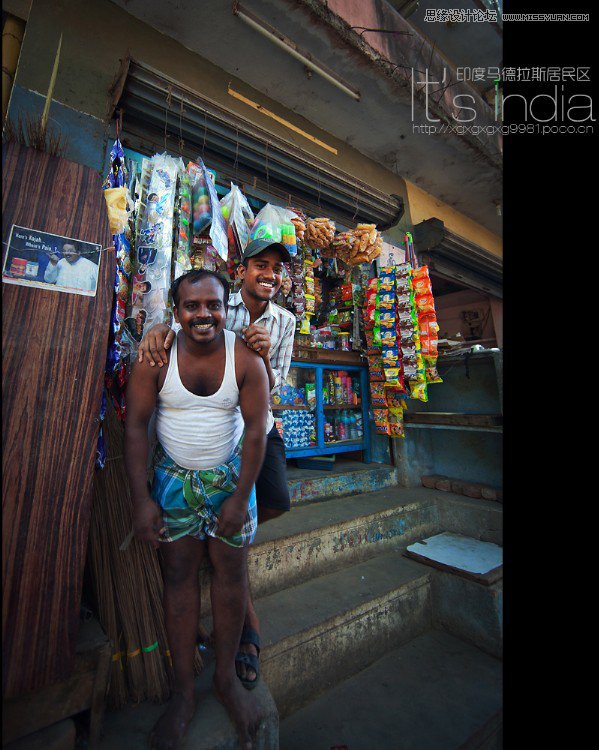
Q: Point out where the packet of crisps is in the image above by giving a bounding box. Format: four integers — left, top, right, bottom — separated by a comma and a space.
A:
370, 382, 388, 407
383, 367, 402, 386
385, 384, 406, 405
409, 380, 429, 402
373, 409, 391, 435
388, 408, 405, 438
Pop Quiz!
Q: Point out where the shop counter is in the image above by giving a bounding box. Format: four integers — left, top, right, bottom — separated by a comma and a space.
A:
274, 361, 371, 462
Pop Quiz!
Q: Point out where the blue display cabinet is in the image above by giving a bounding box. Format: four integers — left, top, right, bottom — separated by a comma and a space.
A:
274, 361, 372, 462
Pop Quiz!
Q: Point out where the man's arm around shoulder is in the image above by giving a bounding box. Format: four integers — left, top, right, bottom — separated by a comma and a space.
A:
124, 356, 166, 547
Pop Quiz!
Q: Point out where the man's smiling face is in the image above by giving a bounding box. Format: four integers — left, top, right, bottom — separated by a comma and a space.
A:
173, 276, 227, 344
238, 248, 284, 302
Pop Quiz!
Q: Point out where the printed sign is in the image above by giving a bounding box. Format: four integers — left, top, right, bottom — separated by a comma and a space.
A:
375, 240, 406, 270
2, 225, 102, 297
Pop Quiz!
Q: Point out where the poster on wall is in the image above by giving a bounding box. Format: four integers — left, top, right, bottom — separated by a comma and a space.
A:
2, 225, 102, 297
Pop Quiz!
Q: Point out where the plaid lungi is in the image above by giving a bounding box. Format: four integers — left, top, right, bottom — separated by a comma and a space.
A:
150, 438, 257, 548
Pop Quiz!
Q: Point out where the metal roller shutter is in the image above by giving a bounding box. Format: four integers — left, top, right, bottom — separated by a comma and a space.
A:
111, 59, 404, 229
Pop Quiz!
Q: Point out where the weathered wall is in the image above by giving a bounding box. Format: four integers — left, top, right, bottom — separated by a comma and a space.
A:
405, 180, 502, 257
7, 0, 410, 207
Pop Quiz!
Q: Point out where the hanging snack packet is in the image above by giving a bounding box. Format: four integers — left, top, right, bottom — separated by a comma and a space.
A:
388, 408, 405, 438
373, 409, 391, 435
173, 170, 192, 278
305, 217, 336, 250
415, 293, 436, 315
385, 385, 407, 406
409, 380, 429, 402
425, 361, 443, 384
370, 382, 388, 407
368, 358, 385, 381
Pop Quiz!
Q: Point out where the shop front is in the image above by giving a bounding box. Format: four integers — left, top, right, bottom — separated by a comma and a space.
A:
104, 59, 417, 470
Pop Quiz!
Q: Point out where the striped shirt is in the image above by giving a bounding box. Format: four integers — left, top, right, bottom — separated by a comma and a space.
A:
225, 291, 296, 395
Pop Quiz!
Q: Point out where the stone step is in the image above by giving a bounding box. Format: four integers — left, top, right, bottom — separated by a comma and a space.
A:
285, 460, 398, 505
203, 551, 433, 718
97, 655, 279, 750
199, 487, 502, 616
198, 486, 438, 616
279, 629, 502, 750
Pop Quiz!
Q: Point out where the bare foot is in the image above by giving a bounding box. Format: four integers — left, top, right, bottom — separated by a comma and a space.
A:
149, 691, 196, 750
213, 674, 262, 749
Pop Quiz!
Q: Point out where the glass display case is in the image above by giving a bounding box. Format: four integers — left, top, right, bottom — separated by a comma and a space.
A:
272, 361, 371, 461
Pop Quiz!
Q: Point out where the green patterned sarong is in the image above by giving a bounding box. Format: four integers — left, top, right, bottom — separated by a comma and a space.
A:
151, 438, 257, 548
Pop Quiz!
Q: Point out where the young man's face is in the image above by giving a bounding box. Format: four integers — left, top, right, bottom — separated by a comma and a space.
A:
174, 276, 227, 345
238, 248, 284, 302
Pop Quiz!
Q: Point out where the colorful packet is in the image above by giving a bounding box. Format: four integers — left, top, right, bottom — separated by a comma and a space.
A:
373, 409, 391, 435
370, 382, 388, 407
409, 380, 429, 402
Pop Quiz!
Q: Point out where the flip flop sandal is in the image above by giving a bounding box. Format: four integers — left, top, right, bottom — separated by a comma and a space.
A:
235, 626, 261, 691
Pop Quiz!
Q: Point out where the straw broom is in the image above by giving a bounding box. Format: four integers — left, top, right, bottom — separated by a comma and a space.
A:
88, 395, 202, 709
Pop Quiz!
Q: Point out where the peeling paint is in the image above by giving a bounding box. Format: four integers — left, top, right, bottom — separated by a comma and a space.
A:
289, 467, 398, 505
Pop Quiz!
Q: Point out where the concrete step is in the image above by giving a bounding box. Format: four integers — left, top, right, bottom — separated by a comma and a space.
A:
431, 570, 503, 659
199, 488, 501, 616
247, 486, 439, 599
97, 654, 279, 750
285, 460, 398, 505
279, 629, 502, 750
208, 551, 433, 718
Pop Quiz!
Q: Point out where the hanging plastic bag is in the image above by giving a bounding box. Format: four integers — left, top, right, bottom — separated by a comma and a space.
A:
220, 182, 254, 257
187, 159, 228, 261
250, 203, 298, 257
125, 152, 182, 352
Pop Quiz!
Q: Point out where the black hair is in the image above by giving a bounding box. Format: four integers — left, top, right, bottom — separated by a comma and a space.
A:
170, 269, 230, 307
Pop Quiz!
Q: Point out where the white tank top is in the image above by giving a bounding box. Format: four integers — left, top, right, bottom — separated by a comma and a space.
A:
155, 329, 244, 470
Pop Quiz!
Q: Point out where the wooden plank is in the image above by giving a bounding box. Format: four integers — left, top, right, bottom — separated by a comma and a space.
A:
293, 346, 365, 365
404, 412, 503, 427
2, 142, 115, 698
2, 618, 111, 744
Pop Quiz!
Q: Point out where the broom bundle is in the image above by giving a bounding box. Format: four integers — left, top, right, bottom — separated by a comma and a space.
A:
88, 397, 202, 709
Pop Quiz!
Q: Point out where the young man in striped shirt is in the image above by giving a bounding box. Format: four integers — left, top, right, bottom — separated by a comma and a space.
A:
138, 238, 296, 690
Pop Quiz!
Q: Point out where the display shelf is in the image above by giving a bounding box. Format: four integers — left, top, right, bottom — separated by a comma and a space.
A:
324, 439, 364, 446
282, 361, 371, 461
272, 404, 312, 411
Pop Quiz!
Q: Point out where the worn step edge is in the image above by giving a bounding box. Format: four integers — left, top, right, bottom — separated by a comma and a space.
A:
288, 465, 398, 505
249, 501, 438, 597
207, 553, 433, 717
198, 496, 438, 615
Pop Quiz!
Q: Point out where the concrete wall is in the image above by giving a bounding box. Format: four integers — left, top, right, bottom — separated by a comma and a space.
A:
393, 354, 503, 489
405, 180, 502, 257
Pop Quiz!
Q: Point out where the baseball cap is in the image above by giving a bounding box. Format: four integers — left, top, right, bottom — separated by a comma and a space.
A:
241, 239, 292, 263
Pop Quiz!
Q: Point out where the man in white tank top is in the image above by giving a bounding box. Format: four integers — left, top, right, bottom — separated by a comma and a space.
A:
125, 270, 269, 750
138, 240, 295, 691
